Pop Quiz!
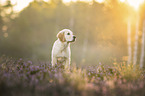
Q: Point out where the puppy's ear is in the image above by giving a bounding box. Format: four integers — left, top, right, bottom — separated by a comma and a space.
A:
57, 32, 66, 42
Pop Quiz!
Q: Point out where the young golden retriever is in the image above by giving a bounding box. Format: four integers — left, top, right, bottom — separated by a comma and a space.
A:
51, 29, 76, 69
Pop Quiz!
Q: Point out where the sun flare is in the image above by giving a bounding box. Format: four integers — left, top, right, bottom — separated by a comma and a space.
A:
1, 0, 33, 12
95, 0, 104, 3
1, 0, 145, 12
120, 0, 125, 2
121, 0, 144, 10
127, 0, 144, 10
63, 0, 72, 3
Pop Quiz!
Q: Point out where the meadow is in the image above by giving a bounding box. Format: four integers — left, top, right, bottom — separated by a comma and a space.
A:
0, 1, 145, 96
0, 56, 144, 96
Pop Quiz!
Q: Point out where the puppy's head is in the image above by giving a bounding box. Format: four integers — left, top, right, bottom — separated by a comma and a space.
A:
57, 29, 76, 43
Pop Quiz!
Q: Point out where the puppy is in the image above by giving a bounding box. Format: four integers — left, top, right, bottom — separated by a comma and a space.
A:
51, 29, 76, 68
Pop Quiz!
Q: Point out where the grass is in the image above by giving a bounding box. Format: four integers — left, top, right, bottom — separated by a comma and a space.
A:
0, 56, 145, 96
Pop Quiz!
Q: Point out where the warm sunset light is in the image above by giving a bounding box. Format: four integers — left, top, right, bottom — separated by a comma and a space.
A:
1, 0, 145, 95
128, 0, 144, 10
120, 0, 125, 2
63, 0, 72, 3
1, 0, 33, 12
63, 0, 78, 3
122, 0, 144, 10
95, 0, 104, 3
2, 0, 144, 12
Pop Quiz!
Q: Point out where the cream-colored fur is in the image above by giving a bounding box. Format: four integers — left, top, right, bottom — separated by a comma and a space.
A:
51, 29, 76, 69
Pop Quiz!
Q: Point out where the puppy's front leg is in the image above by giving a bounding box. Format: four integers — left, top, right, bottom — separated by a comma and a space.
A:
65, 58, 70, 69
51, 57, 57, 67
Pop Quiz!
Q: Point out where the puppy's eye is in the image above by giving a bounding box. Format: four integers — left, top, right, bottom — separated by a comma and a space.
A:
67, 33, 70, 35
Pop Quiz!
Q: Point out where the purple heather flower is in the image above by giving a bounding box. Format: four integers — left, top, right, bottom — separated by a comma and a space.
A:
23, 63, 27, 67
43, 69, 47, 73
35, 66, 39, 69
99, 62, 102, 65
19, 58, 22, 61
97, 77, 101, 80
27, 61, 32, 65
30, 66, 34, 71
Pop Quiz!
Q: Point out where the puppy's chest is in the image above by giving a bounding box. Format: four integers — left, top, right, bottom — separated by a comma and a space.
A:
57, 49, 68, 57
54, 41, 70, 57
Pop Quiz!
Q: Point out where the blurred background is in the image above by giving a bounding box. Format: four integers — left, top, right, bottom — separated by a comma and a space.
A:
0, 0, 145, 66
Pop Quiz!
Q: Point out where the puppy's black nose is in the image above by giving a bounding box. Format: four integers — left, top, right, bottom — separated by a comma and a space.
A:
73, 36, 76, 39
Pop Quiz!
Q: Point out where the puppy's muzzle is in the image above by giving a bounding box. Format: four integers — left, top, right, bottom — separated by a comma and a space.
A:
72, 36, 76, 42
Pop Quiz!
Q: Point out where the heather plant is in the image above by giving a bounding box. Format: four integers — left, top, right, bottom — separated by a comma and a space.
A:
113, 63, 144, 81
0, 56, 145, 96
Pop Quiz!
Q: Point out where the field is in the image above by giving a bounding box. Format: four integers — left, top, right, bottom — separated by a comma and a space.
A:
1, 0, 145, 96
0, 56, 145, 96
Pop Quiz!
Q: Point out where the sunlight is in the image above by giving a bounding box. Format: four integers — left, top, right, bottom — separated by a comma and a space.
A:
79, 0, 92, 2
1, 0, 33, 12
120, 0, 125, 3
63, 0, 93, 4
95, 0, 104, 3
1, 0, 144, 12
63, 0, 72, 3
126, 0, 144, 10
43, 0, 49, 2
119, 0, 144, 10
11, 0, 33, 12
63, 0, 78, 5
